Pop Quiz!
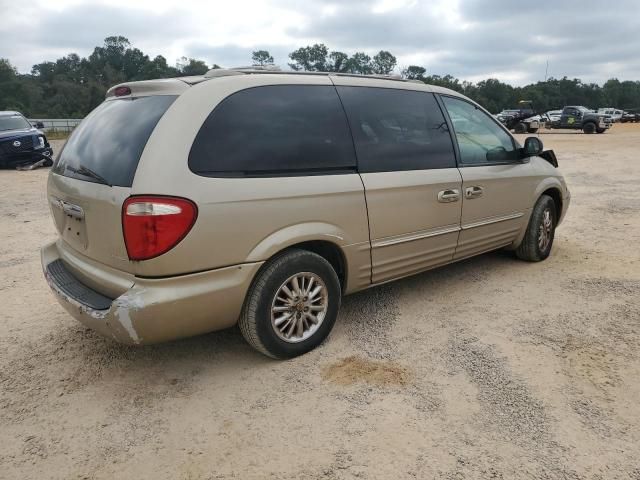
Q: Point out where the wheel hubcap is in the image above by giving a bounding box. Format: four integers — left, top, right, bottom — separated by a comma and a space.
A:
538, 208, 553, 251
271, 272, 328, 343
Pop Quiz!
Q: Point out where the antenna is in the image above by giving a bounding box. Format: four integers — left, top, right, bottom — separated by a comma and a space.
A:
544, 60, 549, 82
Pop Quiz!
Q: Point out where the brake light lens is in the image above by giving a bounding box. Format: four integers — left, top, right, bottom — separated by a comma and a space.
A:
114, 86, 131, 97
122, 196, 197, 261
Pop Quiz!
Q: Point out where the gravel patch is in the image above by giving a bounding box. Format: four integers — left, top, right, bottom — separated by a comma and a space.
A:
338, 283, 401, 359
447, 333, 550, 446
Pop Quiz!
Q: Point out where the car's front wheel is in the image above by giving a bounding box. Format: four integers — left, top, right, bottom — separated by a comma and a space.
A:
239, 249, 341, 359
516, 195, 557, 262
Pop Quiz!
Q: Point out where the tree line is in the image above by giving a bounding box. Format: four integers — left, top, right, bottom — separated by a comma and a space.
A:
2, 36, 640, 118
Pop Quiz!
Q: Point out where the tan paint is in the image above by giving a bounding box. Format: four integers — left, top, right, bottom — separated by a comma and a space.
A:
361, 169, 463, 283
42, 240, 262, 344
42, 72, 571, 345
48, 174, 133, 274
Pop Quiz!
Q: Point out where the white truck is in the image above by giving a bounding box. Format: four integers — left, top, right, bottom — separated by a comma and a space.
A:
597, 108, 623, 122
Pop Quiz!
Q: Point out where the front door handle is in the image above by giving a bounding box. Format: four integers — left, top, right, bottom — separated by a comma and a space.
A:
438, 189, 460, 203
465, 186, 484, 199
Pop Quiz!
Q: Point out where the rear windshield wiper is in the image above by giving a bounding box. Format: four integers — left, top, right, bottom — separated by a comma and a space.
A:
66, 165, 112, 187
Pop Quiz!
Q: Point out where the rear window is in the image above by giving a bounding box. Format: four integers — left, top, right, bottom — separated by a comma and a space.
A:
54, 95, 176, 187
188, 85, 356, 177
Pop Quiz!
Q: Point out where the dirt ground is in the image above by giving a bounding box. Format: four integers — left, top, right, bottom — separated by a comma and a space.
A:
1, 125, 639, 480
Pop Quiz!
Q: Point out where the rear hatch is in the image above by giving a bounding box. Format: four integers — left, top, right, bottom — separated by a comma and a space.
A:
49, 91, 179, 274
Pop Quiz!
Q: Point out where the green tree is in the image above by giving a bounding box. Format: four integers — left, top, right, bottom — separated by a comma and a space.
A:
401, 65, 426, 80
288, 44, 329, 71
371, 51, 396, 75
177, 57, 209, 76
472, 78, 517, 113
0, 58, 17, 82
327, 51, 349, 72
251, 50, 274, 66
143, 55, 180, 79
6, 37, 640, 119
0, 59, 26, 111
346, 52, 372, 74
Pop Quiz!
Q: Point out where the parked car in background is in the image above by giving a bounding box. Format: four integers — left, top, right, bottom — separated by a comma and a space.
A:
621, 110, 640, 123
495, 101, 540, 133
41, 69, 570, 358
546, 106, 612, 133
544, 110, 562, 122
0, 111, 53, 169
597, 108, 623, 122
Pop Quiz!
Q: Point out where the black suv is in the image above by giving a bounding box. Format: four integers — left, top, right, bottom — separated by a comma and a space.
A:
0, 111, 53, 168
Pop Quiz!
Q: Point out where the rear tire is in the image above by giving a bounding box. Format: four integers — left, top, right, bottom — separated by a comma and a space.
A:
516, 195, 556, 262
239, 249, 341, 359
583, 122, 596, 134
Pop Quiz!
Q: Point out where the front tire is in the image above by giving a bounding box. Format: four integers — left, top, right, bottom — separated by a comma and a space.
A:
239, 249, 341, 359
596, 127, 606, 134
583, 122, 596, 134
516, 195, 556, 262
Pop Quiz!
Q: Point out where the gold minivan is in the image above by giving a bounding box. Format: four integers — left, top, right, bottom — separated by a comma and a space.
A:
41, 68, 570, 358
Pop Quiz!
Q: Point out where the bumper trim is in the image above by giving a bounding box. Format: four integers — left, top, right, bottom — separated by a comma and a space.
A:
46, 259, 113, 310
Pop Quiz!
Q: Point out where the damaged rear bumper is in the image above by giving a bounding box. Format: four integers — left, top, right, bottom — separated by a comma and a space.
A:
41, 241, 262, 345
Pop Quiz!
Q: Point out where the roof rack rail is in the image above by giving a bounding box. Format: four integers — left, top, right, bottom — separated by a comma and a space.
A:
204, 65, 282, 78
331, 72, 405, 81
203, 67, 410, 83
233, 65, 282, 72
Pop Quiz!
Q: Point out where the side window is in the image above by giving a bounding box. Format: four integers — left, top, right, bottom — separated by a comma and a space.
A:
336, 87, 456, 172
441, 96, 518, 165
189, 85, 356, 177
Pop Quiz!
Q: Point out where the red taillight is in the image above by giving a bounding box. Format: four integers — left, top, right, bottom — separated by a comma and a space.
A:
122, 196, 197, 261
114, 86, 131, 97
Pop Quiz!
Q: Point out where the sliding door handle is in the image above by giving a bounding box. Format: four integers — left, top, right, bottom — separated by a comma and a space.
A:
465, 186, 484, 199
438, 189, 460, 203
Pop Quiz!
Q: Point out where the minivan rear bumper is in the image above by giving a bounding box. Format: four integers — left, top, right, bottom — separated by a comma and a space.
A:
41, 241, 263, 345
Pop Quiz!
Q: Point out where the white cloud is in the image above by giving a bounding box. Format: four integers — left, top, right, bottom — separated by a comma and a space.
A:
1, 0, 639, 85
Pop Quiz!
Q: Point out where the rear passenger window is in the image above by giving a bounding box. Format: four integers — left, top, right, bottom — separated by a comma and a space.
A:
336, 87, 456, 172
189, 85, 356, 177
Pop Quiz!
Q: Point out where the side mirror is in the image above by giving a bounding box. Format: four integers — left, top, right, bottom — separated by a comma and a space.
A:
523, 136, 543, 157
34, 121, 45, 129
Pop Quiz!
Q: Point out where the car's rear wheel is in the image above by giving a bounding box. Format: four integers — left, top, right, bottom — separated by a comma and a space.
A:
516, 195, 556, 262
583, 122, 596, 134
514, 122, 527, 134
239, 249, 341, 359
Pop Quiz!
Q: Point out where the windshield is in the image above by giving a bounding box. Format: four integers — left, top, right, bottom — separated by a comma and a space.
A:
0, 114, 31, 132
54, 95, 176, 187
577, 106, 591, 113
